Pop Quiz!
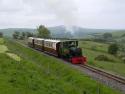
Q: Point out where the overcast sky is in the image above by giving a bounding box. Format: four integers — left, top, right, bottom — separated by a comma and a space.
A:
0, 0, 125, 29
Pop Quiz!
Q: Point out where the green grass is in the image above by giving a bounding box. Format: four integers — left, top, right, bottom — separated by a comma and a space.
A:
111, 31, 125, 38
111, 31, 125, 42
79, 41, 108, 53
0, 45, 8, 53
0, 38, 4, 44
0, 38, 8, 53
0, 38, 122, 94
80, 40, 125, 76
6, 53, 21, 61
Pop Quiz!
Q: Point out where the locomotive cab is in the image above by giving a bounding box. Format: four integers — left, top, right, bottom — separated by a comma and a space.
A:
68, 41, 82, 56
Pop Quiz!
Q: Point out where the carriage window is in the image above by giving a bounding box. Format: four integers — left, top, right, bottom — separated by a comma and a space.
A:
63, 41, 77, 48
45, 41, 53, 48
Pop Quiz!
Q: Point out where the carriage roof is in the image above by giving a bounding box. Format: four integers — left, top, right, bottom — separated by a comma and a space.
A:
44, 39, 78, 43
28, 37, 77, 43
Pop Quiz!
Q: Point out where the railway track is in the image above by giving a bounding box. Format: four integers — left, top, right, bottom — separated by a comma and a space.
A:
79, 64, 125, 85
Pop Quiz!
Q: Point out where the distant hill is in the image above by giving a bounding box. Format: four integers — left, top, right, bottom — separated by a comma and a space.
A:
48, 26, 73, 38
0, 26, 125, 39
89, 29, 125, 42
0, 28, 36, 36
49, 25, 116, 38
71, 26, 114, 38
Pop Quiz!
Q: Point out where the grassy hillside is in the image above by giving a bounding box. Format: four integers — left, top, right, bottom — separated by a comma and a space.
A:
89, 30, 125, 40
112, 31, 125, 42
80, 40, 125, 76
111, 30, 125, 37
79, 41, 108, 53
0, 38, 121, 94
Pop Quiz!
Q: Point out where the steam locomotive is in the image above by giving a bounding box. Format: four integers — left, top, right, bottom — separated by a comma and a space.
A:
28, 37, 87, 64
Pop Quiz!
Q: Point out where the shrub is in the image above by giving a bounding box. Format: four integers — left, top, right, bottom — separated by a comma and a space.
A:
117, 53, 125, 58
121, 33, 125, 37
122, 57, 125, 63
103, 33, 112, 39
92, 38, 106, 43
108, 43, 118, 55
95, 55, 113, 62
13, 31, 20, 39
91, 46, 97, 51
0, 32, 3, 37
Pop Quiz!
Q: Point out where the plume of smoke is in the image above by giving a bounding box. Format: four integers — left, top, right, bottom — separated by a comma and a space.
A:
43, 0, 78, 31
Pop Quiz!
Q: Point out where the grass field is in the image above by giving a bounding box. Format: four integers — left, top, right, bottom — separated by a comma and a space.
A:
0, 38, 122, 94
0, 38, 8, 53
79, 40, 125, 76
79, 41, 108, 53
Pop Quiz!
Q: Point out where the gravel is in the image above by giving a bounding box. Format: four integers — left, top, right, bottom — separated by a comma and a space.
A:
72, 64, 125, 94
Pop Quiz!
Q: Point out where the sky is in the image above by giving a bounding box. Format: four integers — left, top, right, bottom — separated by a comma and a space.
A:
0, 0, 125, 29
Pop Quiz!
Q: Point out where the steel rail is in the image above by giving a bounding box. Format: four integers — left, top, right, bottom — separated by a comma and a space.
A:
80, 64, 125, 84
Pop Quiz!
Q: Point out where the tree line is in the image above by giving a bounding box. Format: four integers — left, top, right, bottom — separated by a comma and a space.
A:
13, 25, 51, 40
13, 31, 34, 39
0, 32, 3, 37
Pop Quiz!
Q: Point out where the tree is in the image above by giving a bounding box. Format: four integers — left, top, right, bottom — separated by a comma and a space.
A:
13, 31, 20, 39
19, 35, 24, 40
18, 32, 26, 40
121, 33, 125, 37
37, 25, 51, 38
22, 32, 26, 38
108, 43, 118, 55
103, 33, 112, 39
26, 32, 34, 37
0, 32, 3, 37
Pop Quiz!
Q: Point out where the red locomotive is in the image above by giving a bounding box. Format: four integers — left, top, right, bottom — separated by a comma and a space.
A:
28, 37, 87, 64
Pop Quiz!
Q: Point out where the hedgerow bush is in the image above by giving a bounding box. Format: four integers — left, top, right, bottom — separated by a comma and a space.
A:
95, 55, 113, 62
122, 57, 125, 63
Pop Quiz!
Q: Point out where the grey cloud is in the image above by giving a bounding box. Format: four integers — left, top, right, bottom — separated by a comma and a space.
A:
0, 0, 25, 13
0, 0, 125, 29
42, 0, 79, 29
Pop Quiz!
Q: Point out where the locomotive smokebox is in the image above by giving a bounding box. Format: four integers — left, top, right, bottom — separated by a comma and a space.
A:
71, 56, 87, 64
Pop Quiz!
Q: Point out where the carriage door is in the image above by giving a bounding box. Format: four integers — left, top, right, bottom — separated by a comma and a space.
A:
32, 39, 35, 48
56, 42, 61, 57
42, 40, 44, 51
